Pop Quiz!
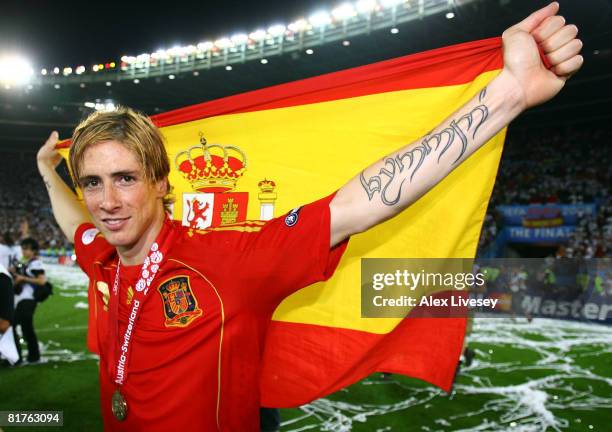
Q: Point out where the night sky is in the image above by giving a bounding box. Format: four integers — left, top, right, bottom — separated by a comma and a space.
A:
0, 0, 337, 68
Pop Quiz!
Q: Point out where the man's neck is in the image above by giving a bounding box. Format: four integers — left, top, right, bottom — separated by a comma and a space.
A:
117, 213, 166, 266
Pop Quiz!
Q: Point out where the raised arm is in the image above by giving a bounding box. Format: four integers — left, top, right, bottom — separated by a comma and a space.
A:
37, 131, 90, 243
329, 2, 582, 247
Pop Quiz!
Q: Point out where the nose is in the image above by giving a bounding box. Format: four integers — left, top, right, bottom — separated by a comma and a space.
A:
100, 183, 121, 212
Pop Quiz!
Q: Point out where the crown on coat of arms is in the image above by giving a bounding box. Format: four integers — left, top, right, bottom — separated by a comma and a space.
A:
258, 179, 276, 193
166, 279, 182, 292
175, 134, 247, 193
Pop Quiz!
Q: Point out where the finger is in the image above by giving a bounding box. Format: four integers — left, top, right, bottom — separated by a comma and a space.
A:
547, 39, 583, 66
541, 24, 579, 53
553, 55, 584, 78
45, 131, 59, 146
513, 2, 559, 33
532, 15, 566, 43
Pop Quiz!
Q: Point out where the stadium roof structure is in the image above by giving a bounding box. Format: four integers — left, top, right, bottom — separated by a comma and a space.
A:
0, 0, 610, 152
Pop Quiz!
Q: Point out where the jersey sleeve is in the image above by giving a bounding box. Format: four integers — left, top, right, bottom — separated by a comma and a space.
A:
74, 223, 110, 355
237, 192, 348, 306
73, 223, 112, 278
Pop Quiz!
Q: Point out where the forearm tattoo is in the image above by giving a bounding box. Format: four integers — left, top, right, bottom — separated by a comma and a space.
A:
360, 87, 489, 206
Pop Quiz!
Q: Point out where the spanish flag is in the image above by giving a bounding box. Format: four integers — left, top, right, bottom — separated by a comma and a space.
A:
62, 37, 505, 407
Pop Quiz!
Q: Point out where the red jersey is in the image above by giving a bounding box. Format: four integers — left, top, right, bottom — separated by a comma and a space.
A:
75, 194, 347, 431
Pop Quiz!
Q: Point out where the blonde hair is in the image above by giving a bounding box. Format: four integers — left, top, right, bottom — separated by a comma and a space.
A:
69, 107, 174, 210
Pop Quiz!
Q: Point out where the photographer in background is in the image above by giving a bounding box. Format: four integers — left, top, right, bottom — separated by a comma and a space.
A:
12, 237, 46, 364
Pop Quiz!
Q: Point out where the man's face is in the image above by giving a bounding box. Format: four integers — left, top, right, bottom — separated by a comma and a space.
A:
21, 246, 34, 260
79, 140, 167, 255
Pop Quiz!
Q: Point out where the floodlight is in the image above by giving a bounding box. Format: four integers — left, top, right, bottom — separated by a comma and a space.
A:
288, 19, 308, 32
249, 30, 267, 41
356, 0, 377, 13
309, 11, 332, 27
268, 25, 286, 37
381, 0, 402, 7
0, 56, 34, 85
332, 3, 356, 20
214, 38, 232, 49
197, 42, 213, 51
231, 34, 248, 45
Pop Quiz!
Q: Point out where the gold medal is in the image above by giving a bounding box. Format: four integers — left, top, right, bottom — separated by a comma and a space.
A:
111, 389, 128, 421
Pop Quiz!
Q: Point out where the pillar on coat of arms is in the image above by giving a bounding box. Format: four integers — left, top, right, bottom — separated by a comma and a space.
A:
258, 179, 277, 221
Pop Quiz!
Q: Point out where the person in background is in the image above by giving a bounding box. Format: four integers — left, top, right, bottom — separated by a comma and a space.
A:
12, 237, 47, 364
0, 232, 22, 270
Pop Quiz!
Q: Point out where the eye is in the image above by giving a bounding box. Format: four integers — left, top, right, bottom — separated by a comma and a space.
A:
119, 175, 135, 184
82, 178, 99, 189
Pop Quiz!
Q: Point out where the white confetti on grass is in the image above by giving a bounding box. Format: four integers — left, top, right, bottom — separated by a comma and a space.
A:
282, 317, 612, 432
15, 340, 98, 366
45, 263, 89, 297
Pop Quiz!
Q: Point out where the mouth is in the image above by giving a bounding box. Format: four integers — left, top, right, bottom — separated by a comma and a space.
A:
101, 217, 130, 232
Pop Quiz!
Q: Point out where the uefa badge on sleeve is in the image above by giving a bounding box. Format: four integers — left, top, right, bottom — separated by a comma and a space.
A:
81, 227, 100, 245
284, 207, 302, 227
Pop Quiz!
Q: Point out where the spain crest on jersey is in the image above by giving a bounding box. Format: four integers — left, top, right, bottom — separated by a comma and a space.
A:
157, 276, 203, 328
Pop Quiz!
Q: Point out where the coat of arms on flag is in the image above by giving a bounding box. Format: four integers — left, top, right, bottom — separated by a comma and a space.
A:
175, 136, 250, 228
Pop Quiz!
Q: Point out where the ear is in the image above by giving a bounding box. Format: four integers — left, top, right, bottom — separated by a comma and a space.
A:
155, 177, 169, 199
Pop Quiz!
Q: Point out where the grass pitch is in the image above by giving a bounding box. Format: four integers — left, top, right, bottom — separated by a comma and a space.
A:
1, 264, 610, 431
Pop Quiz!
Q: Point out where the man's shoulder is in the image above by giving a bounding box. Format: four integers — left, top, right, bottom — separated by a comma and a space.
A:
74, 223, 116, 274
28, 258, 45, 269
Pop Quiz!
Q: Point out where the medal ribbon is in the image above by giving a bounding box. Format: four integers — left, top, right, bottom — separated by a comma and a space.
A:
107, 218, 176, 386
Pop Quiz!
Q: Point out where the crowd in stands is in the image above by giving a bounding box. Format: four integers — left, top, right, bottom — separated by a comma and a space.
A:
475, 125, 609, 258
0, 125, 610, 258
556, 197, 611, 259
490, 127, 610, 207
0, 152, 71, 251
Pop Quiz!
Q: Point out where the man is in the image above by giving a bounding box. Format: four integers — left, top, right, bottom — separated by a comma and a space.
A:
0, 232, 22, 270
12, 238, 47, 363
0, 262, 19, 366
37, 4, 582, 430
0, 262, 14, 338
